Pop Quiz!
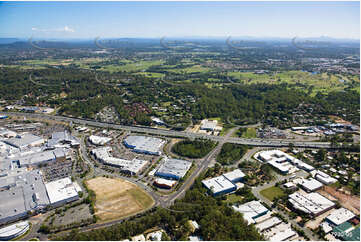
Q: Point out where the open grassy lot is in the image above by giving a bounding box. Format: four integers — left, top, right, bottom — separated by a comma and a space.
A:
260, 186, 285, 201
228, 70, 359, 95
167, 65, 211, 74
223, 194, 244, 204
100, 60, 164, 73
86, 177, 154, 222
236, 127, 257, 138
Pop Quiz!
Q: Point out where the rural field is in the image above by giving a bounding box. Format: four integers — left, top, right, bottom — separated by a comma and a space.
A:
86, 177, 154, 222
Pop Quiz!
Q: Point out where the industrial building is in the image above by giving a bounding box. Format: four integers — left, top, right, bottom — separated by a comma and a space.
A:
88, 135, 112, 145
4, 134, 44, 149
257, 150, 314, 174
202, 175, 236, 196
48, 131, 80, 148
288, 192, 335, 217
200, 119, 220, 131
263, 222, 297, 241
325, 208, 355, 226
155, 157, 192, 180
0, 170, 50, 225
299, 178, 323, 192
311, 170, 338, 185
124, 136, 165, 155
222, 169, 246, 183
91, 147, 148, 175
45, 177, 80, 207
232, 200, 269, 224
153, 178, 177, 189
0, 221, 30, 240
255, 217, 282, 232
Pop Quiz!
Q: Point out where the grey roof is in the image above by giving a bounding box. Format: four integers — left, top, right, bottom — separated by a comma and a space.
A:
156, 157, 192, 178
124, 136, 165, 154
0, 170, 50, 223
4, 134, 43, 148
48, 131, 79, 147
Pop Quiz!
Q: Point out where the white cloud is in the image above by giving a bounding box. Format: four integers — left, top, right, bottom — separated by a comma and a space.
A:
31, 26, 75, 33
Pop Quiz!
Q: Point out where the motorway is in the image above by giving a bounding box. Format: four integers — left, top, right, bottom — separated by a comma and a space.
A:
0, 112, 332, 149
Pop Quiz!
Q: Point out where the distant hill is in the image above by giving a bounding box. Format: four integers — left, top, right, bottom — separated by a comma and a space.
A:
0, 38, 21, 44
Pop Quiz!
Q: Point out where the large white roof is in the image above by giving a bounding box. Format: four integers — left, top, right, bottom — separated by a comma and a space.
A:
0, 221, 29, 238
223, 169, 246, 182
45, 177, 78, 204
202, 175, 236, 194
326, 208, 355, 226
288, 192, 335, 215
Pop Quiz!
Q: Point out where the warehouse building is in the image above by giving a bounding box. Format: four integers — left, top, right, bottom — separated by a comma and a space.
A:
91, 147, 148, 175
264, 222, 297, 241
0, 170, 50, 225
325, 208, 356, 226
88, 135, 112, 145
155, 157, 192, 180
255, 217, 282, 232
202, 175, 236, 196
48, 131, 80, 148
200, 119, 221, 131
222, 169, 246, 183
124, 136, 165, 155
257, 150, 314, 174
153, 178, 177, 189
232, 200, 269, 225
45, 177, 80, 207
311, 170, 338, 185
4, 134, 44, 149
0, 221, 30, 240
299, 178, 323, 192
288, 192, 335, 217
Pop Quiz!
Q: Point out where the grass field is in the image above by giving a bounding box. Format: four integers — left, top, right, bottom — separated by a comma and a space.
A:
223, 194, 244, 204
86, 177, 154, 222
260, 186, 285, 201
236, 127, 257, 138
100, 60, 164, 73
228, 70, 359, 95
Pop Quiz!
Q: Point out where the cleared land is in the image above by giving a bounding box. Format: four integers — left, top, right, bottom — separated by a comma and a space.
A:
86, 177, 154, 222
260, 186, 285, 201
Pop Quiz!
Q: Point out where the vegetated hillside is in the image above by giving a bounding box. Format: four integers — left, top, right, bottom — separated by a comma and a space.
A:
216, 143, 248, 165
172, 138, 217, 158
55, 174, 264, 241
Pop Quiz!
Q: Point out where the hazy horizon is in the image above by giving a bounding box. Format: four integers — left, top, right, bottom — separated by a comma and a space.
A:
0, 1, 359, 40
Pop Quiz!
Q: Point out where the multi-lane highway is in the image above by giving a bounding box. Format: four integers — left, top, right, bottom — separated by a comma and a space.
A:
0, 112, 332, 149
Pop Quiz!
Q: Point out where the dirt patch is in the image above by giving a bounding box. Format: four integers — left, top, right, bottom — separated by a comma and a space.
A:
86, 177, 154, 222
318, 186, 360, 215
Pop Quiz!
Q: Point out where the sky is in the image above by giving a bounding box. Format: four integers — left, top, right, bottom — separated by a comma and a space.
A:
0, 1, 359, 39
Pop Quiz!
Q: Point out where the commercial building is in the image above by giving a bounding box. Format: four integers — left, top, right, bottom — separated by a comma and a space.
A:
200, 119, 220, 131
255, 217, 282, 232
155, 157, 192, 180
124, 136, 165, 155
264, 223, 297, 241
257, 150, 314, 174
222, 169, 246, 183
45, 177, 80, 207
325, 208, 355, 226
232, 201, 269, 224
0, 221, 30, 240
0, 170, 50, 225
151, 117, 165, 126
288, 192, 335, 217
91, 147, 148, 175
202, 175, 236, 196
153, 178, 177, 189
48, 131, 80, 148
4, 134, 44, 149
311, 170, 338, 185
88, 135, 112, 145
299, 178, 323, 192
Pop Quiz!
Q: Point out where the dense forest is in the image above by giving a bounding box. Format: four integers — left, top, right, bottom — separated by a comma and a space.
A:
172, 139, 217, 159
216, 143, 248, 165
55, 174, 264, 241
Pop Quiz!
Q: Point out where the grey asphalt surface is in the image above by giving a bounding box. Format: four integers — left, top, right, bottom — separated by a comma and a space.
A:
1, 112, 332, 149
